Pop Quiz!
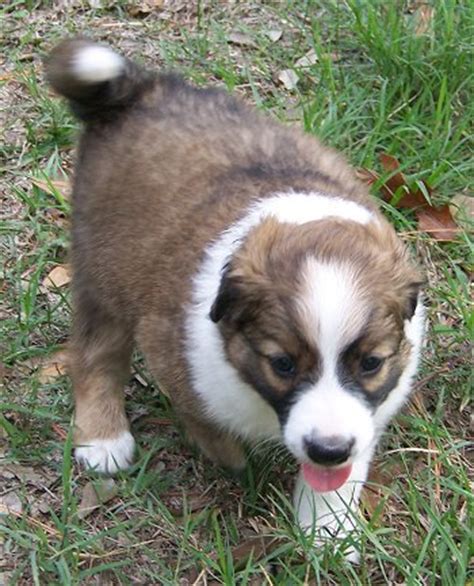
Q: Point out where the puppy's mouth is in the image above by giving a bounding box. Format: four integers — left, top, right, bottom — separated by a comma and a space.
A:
301, 462, 352, 493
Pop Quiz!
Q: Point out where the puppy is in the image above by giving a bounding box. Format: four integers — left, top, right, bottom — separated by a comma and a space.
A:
46, 39, 425, 559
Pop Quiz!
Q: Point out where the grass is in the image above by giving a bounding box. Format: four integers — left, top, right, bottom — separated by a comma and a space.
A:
0, 0, 472, 584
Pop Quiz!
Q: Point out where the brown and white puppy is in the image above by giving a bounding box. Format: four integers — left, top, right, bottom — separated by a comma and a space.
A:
46, 39, 425, 560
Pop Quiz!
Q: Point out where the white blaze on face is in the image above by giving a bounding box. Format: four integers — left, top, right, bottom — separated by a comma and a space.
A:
284, 258, 375, 462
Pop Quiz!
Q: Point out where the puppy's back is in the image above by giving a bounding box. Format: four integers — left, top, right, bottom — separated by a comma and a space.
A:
45, 40, 371, 320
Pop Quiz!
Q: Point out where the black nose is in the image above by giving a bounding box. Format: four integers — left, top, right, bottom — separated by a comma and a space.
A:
304, 435, 354, 466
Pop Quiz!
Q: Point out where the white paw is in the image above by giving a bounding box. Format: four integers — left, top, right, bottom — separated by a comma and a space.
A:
343, 546, 360, 564
75, 431, 135, 474
301, 510, 361, 563
311, 523, 361, 564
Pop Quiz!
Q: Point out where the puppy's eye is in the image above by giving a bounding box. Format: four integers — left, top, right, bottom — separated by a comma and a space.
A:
270, 354, 296, 378
360, 355, 384, 375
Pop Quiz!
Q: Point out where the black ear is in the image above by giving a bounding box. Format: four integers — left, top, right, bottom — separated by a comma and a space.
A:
209, 266, 240, 323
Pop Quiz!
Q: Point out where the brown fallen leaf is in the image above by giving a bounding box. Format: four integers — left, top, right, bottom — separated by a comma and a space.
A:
277, 69, 299, 91
359, 153, 462, 241
51, 422, 68, 440
357, 163, 410, 204
378, 153, 427, 208
416, 204, 461, 241
356, 167, 380, 187
37, 348, 69, 383
231, 535, 281, 570
42, 264, 71, 290
31, 177, 70, 200
37, 363, 68, 383
78, 478, 118, 520
227, 31, 257, 48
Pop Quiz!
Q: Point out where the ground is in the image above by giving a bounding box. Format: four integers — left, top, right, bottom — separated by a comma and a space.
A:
0, 1, 472, 585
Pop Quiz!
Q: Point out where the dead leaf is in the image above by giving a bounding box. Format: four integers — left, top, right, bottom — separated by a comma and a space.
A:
128, 0, 163, 17
416, 205, 461, 241
414, 5, 434, 36
42, 265, 71, 290
37, 362, 68, 383
265, 29, 283, 43
356, 167, 379, 185
449, 193, 474, 228
51, 423, 68, 440
31, 177, 70, 200
379, 152, 404, 175
357, 162, 409, 204
358, 153, 463, 241
0, 464, 50, 488
227, 31, 257, 48
37, 348, 69, 383
295, 48, 318, 68
231, 535, 280, 570
0, 492, 22, 515
78, 478, 118, 520
277, 69, 299, 91
378, 153, 425, 207
30, 496, 53, 516
164, 490, 212, 516
359, 153, 428, 208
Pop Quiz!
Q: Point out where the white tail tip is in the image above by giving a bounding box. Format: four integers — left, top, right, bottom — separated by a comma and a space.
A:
72, 45, 125, 84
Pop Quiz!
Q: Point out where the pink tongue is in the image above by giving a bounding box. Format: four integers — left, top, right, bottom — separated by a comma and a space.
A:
302, 462, 352, 493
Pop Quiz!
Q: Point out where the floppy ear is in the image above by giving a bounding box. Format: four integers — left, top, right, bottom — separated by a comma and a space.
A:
210, 265, 240, 323
209, 264, 265, 324
402, 279, 424, 321
210, 218, 291, 324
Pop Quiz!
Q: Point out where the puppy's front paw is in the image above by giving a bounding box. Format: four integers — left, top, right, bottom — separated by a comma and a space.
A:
75, 431, 135, 474
343, 546, 360, 564
311, 514, 361, 564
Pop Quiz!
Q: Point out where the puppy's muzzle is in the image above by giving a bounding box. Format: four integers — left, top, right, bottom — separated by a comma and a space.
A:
304, 435, 355, 466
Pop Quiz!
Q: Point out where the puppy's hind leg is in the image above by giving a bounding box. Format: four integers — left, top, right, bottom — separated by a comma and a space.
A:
71, 291, 135, 474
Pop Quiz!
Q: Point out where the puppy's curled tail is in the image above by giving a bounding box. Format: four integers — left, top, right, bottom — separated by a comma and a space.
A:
46, 39, 153, 123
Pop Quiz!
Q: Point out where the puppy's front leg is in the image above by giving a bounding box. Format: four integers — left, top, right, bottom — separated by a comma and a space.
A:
294, 455, 371, 562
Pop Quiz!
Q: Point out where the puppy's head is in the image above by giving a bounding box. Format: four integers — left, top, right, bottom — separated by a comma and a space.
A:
210, 217, 423, 491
